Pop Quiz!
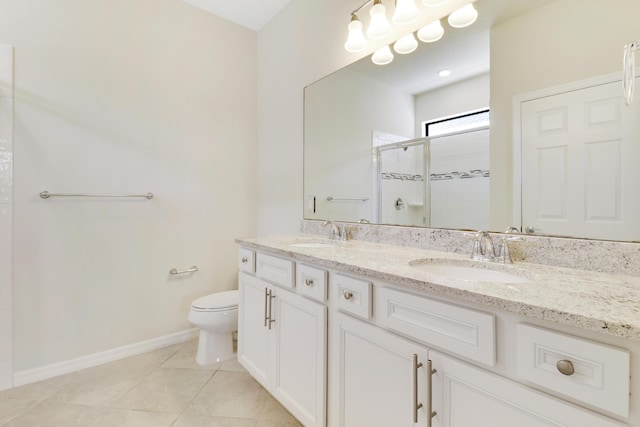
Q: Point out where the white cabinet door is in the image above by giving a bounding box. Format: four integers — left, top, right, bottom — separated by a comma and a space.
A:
238, 272, 270, 389
430, 351, 627, 427
330, 311, 430, 427
272, 287, 326, 427
239, 270, 327, 427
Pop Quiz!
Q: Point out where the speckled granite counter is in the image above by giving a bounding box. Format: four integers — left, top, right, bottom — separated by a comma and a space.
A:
236, 234, 640, 342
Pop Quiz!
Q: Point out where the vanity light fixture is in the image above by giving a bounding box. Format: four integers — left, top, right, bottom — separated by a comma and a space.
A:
392, 0, 420, 25
394, 33, 418, 54
343, 1, 478, 64
417, 19, 444, 42
422, 0, 447, 6
344, 14, 368, 52
447, 3, 478, 28
372, 45, 395, 65
367, 0, 392, 39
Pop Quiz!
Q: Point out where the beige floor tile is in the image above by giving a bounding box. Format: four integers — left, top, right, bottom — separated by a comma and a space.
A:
0, 371, 82, 402
2, 400, 105, 427
161, 340, 218, 371
255, 421, 304, 427
113, 367, 213, 413
217, 357, 246, 373
186, 371, 269, 419
86, 408, 178, 427
172, 413, 257, 427
0, 398, 39, 426
259, 397, 302, 425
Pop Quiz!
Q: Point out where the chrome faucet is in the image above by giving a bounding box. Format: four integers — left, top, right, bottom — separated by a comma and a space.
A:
471, 231, 496, 262
323, 220, 347, 241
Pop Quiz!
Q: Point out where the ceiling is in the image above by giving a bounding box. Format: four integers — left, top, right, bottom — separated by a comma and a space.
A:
181, 0, 292, 31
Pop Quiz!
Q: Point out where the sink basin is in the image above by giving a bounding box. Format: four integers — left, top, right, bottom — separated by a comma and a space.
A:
289, 242, 338, 248
409, 258, 531, 284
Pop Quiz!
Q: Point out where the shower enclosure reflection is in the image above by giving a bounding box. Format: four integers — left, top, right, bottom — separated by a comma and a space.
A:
375, 125, 490, 229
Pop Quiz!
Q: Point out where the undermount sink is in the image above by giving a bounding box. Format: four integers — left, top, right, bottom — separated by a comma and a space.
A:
408, 258, 532, 284
289, 241, 338, 248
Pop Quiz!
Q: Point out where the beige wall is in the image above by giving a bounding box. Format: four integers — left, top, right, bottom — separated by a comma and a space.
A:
0, 0, 257, 372
490, 0, 640, 229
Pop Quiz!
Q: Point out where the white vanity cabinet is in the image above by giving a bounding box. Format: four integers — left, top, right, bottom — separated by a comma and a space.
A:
238, 253, 327, 427
238, 246, 632, 427
429, 350, 626, 427
329, 311, 430, 427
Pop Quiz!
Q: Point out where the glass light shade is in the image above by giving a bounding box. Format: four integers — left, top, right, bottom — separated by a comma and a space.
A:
417, 20, 444, 42
448, 3, 478, 28
422, 0, 447, 6
367, 3, 392, 39
372, 45, 394, 65
392, 0, 419, 25
393, 33, 418, 54
344, 18, 367, 52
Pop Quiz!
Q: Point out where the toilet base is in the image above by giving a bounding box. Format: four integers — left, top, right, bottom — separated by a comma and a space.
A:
195, 329, 235, 365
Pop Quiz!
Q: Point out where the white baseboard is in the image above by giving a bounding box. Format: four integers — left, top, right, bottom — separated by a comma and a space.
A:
13, 328, 198, 387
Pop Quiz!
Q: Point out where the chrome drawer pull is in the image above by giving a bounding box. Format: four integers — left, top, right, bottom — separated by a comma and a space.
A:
305, 278, 314, 286
426, 359, 437, 426
343, 291, 354, 300
557, 359, 575, 376
241, 257, 248, 264
264, 288, 269, 327
413, 354, 423, 423
268, 290, 276, 330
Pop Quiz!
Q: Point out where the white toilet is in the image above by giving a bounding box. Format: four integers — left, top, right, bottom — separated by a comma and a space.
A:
188, 289, 239, 365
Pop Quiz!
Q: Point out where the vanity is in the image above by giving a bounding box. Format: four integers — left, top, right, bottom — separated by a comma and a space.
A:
236, 228, 640, 427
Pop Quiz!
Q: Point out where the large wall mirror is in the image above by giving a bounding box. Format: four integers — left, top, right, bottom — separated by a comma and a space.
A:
304, 0, 640, 242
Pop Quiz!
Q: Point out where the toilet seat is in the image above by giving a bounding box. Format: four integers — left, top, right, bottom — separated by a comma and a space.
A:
191, 290, 239, 312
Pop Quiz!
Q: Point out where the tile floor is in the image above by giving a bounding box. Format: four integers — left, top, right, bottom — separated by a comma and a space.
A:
0, 340, 302, 427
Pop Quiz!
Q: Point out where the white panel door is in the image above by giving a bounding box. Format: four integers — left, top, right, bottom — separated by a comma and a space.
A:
237, 272, 270, 388
521, 78, 640, 240
430, 351, 627, 427
271, 288, 326, 427
329, 311, 430, 427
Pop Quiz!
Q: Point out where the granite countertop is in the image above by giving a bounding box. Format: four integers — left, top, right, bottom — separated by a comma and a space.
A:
236, 234, 640, 342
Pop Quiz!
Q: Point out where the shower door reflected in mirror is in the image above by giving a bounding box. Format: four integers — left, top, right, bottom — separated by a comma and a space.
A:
376, 139, 428, 227
375, 126, 490, 229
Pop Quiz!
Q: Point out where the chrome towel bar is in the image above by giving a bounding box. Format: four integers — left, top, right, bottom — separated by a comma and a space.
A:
40, 191, 153, 200
169, 265, 198, 275
326, 196, 369, 202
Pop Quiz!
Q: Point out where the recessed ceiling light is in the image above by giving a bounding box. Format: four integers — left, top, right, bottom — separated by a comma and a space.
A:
438, 69, 452, 77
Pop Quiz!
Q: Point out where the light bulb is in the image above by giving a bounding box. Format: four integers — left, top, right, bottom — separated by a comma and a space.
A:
344, 16, 367, 52
448, 3, 478, 28
422, 0, 447, 6
367, 1, 392, 39
417, 19, 444, 42
372, 45, 394, 65
392, 0, 419, 25
393, 33, 418, 54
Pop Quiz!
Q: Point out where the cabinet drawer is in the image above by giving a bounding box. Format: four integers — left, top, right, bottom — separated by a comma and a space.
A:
238, 248, 255, 273
296, 264, 327, 302
332, 274, 372, 320
256, 253, 295, 288
516, 323, 630, 417
375, 287, 495, 366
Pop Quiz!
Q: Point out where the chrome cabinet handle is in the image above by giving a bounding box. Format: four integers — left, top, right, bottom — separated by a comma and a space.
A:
343, 291, 354, 300
268, 290, 276, 330
426, 359, 437, 427
557, 359, 575, 376
305, 278, 314, 286
241, 257, 248, 264
264, 288, 269, 327
413, 354, 424, 423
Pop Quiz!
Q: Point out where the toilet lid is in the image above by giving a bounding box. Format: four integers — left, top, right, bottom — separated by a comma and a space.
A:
192, 290, 239, 311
